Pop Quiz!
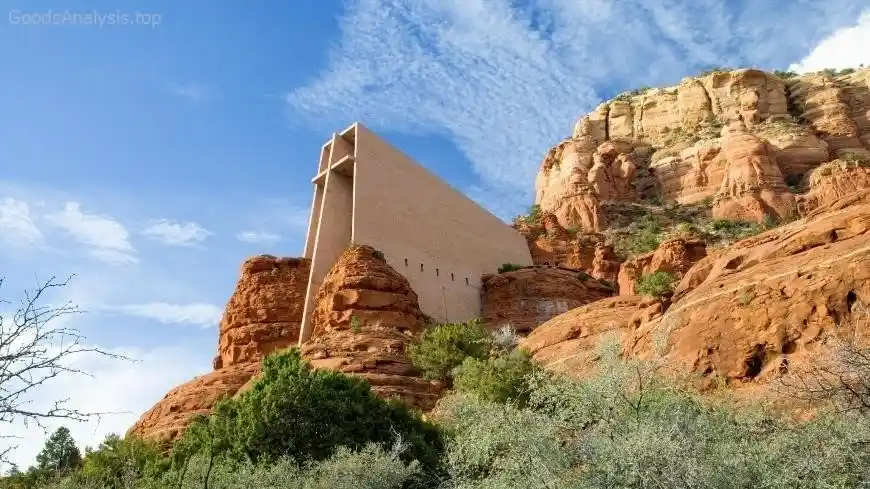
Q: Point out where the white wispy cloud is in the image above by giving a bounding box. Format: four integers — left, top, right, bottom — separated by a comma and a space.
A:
98, 302, 223, 328
0, 343, 211, 472
235, 230, 282, 245
286, 0, 868, 220
0, 197, 44, 246
166, 82, 214, 103
44, 202, 137, 266
789, 9, 870, 73
141, 219, 212, 247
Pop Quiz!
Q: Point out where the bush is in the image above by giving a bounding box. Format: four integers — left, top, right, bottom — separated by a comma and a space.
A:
407, 319, 492, 382
35, 444, 420, 489
76, 434, 166, 488
437, 347, 870, 489
175, 349, 442, 473
614, 215, 662, 258
636, 271, 676, 298
454, 349, 538, 405
710, 218, 764, 242
497, 263, 524, 274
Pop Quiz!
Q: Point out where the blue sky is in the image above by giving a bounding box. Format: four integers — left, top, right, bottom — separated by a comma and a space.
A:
2, 0, 870, 469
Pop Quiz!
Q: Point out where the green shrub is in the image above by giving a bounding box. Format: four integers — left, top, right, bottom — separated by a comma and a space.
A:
75, 434, 165, 489
774, 70, 798, 79
408, 319, 492, 382
497, 263, 524, 274
635, 271, 676, 298
614, 215, 662, 258
437, 348, 870, 489
175, 349, 442, 473
38, 444, 421, 489
710, 218, 765, 241
454, 349, 538, 406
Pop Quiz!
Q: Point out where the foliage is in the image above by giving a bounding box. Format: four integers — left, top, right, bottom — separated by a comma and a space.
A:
513, 204, 543, 227
840, 150, 870, 167
29, 444, 420, 489
497, 263, 524, 274
174, 349, 443, 474
709, 218, 765, 242
437, 344, 870, 489
635, 271, 676, 298
35, 428, 81, 477
75, 434, 165, 489
454, 349, 538, 406
349, 315, 362, 333
698, 66, 732, 77
774, 70, 798, 79
408, 319, 492, 382
613, 215, 662, 258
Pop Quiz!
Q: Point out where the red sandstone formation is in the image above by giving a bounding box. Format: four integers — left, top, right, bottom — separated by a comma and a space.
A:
712, 116, 797, 222
617, 238, 707, 296
523, 196, 870, 390
300, 245, 442, 410
536, 67, 870, 229
481, 266, 614, 334
215, 256, 310, 369
521, 296, 664, 376
128, 255, 311, 445
798, 159, 870, 215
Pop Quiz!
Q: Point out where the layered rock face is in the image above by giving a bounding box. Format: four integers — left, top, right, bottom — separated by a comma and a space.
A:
300, 245, 442, 410
536, 68, 870, 228
617, 238, 707, 296
798, 159, 870, 214
523, 196, 870, 389
129, 255, 311, 445
481, 266, 614, 333
215, 256, 310, 369
521, 296, 664, 376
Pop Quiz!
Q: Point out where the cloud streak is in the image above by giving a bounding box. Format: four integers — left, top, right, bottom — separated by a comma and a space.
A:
0, 197, 44, 246
141, 219, 212, 247
98, 302, 223, 328
287, 0, 868, 219
44, 202, 137, 265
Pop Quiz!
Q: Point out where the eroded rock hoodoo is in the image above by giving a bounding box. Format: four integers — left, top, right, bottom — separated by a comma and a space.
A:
300, 245, 443, 410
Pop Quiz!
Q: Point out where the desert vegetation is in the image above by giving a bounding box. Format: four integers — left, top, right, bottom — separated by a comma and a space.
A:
6, 328, 870, 489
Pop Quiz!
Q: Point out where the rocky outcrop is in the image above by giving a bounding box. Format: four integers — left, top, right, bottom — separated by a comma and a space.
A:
215, 256, 310, 369
638, 197, 870, 387
537, 68, 870, 230
591, 243, 621, 284
128, 363, 259, 446
712, 116, 797, 221
524, 197, 870, 391
798, 159, 870, 215
520, 296, 664, 376
300, 245, 442, 410
129, 255, 311, 445
481, 266, 614, 333
617, 238, 707, 296
515, 212, 605, 269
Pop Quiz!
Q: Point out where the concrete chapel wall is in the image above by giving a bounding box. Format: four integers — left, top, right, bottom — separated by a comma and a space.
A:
351, 123, 532, 324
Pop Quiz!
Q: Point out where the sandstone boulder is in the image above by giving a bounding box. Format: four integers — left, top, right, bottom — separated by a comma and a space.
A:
712, 117, 796, 222
798, 160, 870, 215
640, 199, 870, 387
300, 245, 442, 409
520, 296, 664, 376
129, 255, 311, 444
215, 255, 310, 369
481, 266, 614, 334
617, 238, 707, 296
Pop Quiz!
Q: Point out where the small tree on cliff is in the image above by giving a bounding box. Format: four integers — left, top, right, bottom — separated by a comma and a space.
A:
0, 277, 126, 464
